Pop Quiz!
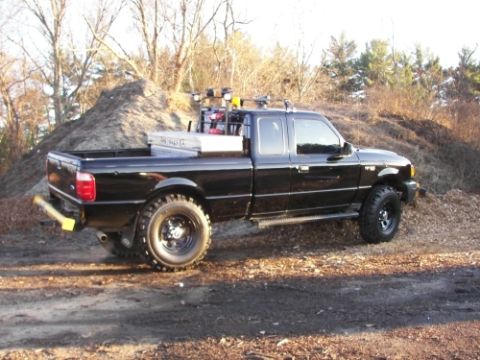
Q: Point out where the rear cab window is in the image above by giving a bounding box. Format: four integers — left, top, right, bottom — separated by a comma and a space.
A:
256, 117, 286, 156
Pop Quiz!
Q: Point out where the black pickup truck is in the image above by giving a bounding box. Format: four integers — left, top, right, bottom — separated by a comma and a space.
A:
35, 95, 417, 271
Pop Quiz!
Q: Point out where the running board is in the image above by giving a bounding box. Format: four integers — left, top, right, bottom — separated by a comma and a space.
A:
256, 211, 359, 229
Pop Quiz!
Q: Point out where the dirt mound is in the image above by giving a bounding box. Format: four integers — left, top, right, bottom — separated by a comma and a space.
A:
0, 80, 194, 197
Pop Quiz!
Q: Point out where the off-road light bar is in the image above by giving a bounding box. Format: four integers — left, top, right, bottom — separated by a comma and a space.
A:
206, 88, 215, 97
221, 87, 233, 102
191, 92, 201, 103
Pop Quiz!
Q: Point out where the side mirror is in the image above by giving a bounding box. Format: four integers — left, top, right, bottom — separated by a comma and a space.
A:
328, 142, 354, 161
341, 142, 354, 156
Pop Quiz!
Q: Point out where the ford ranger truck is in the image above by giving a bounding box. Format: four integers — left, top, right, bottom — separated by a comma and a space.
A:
35, 100, 417, 271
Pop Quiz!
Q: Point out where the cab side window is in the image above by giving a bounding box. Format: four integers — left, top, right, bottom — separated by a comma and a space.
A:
294, 119, 340, 154
257, 117, 285, 155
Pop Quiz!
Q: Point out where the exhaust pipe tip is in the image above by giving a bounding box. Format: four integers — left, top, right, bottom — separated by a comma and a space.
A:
96, 231, 109, 243
418, 187, 428, 197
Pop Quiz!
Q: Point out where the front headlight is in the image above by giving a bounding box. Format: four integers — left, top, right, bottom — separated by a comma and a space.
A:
410, 165, 416, 178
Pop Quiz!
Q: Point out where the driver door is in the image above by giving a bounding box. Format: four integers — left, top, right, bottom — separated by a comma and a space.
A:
287, 114, 360, 213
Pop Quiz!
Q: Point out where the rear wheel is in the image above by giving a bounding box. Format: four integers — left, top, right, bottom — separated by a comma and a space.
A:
137, 194, 211, 271
360, 185, 401, 244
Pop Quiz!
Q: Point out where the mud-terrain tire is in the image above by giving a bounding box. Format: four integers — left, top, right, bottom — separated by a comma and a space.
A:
137, 194, 211, 271
360, 185, 401, 244
99, 232, 138, 258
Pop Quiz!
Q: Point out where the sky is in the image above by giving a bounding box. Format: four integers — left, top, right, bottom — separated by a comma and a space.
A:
234, 0, 480, 67
4, 0, 480, 68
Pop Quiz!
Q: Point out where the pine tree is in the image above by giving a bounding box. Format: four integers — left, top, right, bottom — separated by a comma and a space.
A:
357, 39, 394, 87
323, 33, 358, 98
452, 47, 480, 102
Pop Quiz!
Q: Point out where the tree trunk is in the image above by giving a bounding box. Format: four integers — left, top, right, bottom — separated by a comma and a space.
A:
172, 49, 188, 93
52, 40, 63, 124
173, 64, 186, 93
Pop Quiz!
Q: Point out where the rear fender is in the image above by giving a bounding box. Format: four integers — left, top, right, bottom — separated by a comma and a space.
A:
145, 177, 210, 214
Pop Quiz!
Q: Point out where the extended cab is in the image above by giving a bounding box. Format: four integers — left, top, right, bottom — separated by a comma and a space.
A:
35, 95, 417, 271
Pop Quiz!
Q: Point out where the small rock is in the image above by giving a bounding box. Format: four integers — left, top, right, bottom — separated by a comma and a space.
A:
277, 338, 289, 347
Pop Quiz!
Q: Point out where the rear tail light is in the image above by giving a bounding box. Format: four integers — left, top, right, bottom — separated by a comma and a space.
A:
76, 172, 96, 201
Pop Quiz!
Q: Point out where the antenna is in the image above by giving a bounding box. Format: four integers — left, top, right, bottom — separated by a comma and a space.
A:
284, 99, 293, 112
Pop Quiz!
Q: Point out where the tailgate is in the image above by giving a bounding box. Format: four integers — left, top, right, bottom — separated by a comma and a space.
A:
47, 151, 81, 199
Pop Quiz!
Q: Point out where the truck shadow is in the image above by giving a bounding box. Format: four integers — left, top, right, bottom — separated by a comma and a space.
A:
209, 219, 363, 262
0, 220, 361, 274
1, 265, 479, 350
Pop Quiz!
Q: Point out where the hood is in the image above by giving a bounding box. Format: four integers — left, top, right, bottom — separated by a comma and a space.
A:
354, 146, 410, 165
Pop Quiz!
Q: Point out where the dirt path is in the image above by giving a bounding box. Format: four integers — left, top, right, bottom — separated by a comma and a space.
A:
1, 192, 480, 359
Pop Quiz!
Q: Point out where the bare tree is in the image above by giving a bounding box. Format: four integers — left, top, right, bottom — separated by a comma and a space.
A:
23, 0, 67, 125
212, 0, 250, 88
23, 0, 124, 125
167, 0, 223, 92
0, 48, 47, 171
87, 0, 223, 92
292, 40, 321, 100
0, 56, 21, 159
68, 0, 126, 117
131, 0, 164, 82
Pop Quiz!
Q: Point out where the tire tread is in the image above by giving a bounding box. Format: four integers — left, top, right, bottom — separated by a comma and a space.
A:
136, 194, 211, 272
360, 185, 401, 244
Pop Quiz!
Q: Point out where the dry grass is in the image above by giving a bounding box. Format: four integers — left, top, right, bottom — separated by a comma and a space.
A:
366, 85, 480, 150
366, 86, 449, 125
449, 101, 480, 147
0, 196, 43, 235
167, 91, 194, 112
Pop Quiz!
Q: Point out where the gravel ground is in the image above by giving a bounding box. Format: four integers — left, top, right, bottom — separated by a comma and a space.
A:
0, 190, 479, 359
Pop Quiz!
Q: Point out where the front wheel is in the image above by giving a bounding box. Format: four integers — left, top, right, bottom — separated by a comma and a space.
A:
137, 194, 212, 271
359, 185, 401, 244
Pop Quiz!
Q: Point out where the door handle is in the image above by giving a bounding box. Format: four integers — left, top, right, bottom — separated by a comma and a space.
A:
297, 165, 310, 173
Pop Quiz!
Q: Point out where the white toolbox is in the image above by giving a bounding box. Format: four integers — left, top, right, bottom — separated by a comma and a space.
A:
148, 131, 243, 157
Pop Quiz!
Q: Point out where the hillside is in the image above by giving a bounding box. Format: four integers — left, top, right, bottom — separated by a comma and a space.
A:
0, 80, 479, 197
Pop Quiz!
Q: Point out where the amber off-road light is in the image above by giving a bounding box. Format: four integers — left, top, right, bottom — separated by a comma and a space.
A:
410, 165, 416, 178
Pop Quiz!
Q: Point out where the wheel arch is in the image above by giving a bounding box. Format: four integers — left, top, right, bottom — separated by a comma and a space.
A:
372, 172, 405, 199
144, 177, 212, 217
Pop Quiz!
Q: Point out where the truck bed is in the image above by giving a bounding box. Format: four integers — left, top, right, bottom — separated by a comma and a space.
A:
66, 148, 151, 159
46, 147, 253, 228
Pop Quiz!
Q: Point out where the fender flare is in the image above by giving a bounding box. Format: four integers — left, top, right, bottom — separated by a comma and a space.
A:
146, 177, 209, 212
153, 177, 203, 193
377, 167, 399, 177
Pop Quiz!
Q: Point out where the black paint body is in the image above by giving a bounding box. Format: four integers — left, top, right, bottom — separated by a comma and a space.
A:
46, 109, 416, 231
